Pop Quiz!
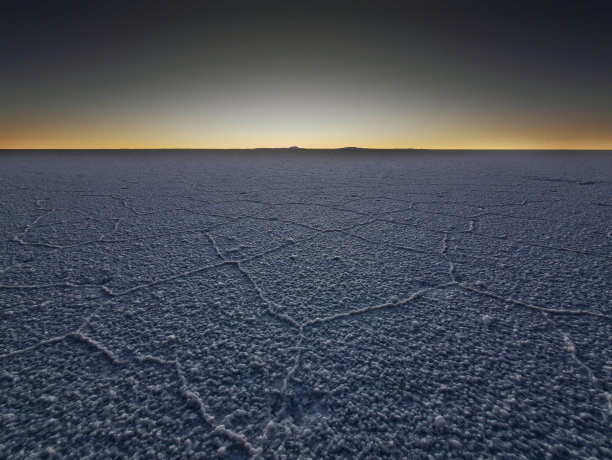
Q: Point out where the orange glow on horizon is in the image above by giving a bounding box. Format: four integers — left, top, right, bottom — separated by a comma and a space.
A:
2, 118, 612, 151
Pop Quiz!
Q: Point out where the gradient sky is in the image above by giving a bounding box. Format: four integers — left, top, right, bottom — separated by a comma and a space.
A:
1, 0, 611, 149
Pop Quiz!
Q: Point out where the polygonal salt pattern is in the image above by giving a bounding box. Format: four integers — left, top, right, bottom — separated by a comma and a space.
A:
447, 232, 612, 315
273, 291, 611, 458
0, 339, 237, 458
241, 230, 449, 323
0, 288, 103, 355
1, 152, 611, 458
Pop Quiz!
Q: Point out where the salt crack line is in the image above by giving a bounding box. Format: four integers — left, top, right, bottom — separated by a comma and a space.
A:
337, 229, 437, 256
0, 262, 27, 276
408, 204, 479, 221
204, 231, 226, 260
234, 262, 300, 329
0, 335, 69, 359
276, 329, 305, 420
439, 233, 457, 282
34, 199, 53, 212
174, 360, 263, 457
376, 205, 415, 218
265, 200, 373, 219
238, 219, 374, 264
258, 329, 306, 447
12, 235, 64, 249
477, 196, 561, 208
102, 261, 231, 297
13, 227, 224, 250
0, 331, 124, 365
447, 261, 457, 282
0, 282, 103, 290
110, 218, 120, 234
482, 209, 572, 225
179, 205, 273, 224
133, 353, 176, 366
103, 227, 220, 243
220, 408, 250, 427
76, 193, 133, 213
543, 314, 612, 418
441, 232, 449, 254
236, 232, 321, 264
459, 284, 612, 320
303, 283, 454, 328
459, 218, 476, 233
13, 234, 117, 250
68, 331, 128, 366
76, 300, 113, 333
208, 211, 323, 233
374, 216, 447, 235
1, 298, 114, 359
126, 198, 268, 219
466, 230, 609, 259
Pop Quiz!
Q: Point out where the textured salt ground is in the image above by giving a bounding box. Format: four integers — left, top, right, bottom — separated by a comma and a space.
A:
1, 339, 235, 458
448, 233, 611, 315
276, 292, 609, 458
1, 151, 611, 458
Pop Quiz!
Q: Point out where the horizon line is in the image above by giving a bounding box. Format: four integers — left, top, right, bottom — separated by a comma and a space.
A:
2, 147, 612, 151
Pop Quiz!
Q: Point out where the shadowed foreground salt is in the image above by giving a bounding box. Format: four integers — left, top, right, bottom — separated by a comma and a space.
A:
1, 151, 611, 458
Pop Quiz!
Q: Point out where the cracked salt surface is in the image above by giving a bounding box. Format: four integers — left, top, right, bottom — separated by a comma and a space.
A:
1, 151, 611, 458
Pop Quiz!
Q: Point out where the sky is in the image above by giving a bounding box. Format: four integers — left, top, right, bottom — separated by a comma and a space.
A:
1, 0, 611, 149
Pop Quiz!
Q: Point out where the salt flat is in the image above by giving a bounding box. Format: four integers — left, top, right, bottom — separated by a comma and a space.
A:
1, 150, 611, 458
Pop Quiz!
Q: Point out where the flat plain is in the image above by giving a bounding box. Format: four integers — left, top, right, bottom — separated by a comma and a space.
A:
1, 150, 611, 458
